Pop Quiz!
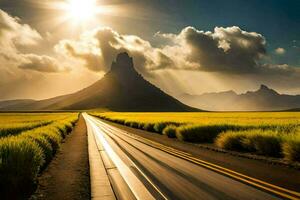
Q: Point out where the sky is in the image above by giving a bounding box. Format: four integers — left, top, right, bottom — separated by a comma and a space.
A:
0, 0, 299, 100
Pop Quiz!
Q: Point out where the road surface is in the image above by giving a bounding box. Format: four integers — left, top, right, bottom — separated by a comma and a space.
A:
84, 114, 298, 200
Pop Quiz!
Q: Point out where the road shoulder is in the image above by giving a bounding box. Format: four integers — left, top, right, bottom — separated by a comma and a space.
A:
84, 114, 116, 200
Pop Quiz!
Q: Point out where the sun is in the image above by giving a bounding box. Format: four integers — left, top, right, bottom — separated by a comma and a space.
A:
44, 0, 117, 27
66, 0, 97, 22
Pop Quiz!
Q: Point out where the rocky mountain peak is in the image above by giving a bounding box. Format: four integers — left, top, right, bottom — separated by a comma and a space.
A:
110, 52, 135, 73
116, 52, 132, 63
108, 52, 142, 84
259, 84, 270, 90
257, 84, 278, 95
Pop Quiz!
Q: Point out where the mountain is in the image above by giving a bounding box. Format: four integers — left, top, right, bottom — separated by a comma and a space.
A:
0, 99, 36, 110
0, 52, 197, 112
178, 84, 300, 111
287, 108, 300, 111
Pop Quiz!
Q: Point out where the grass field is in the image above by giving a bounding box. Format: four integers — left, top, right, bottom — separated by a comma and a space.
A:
0, 113, 79, 198
0, 113, 75, 137
91, 112, 300, 162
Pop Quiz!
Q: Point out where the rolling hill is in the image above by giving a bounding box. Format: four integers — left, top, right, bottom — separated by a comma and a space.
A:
179, 84, 300, 111
0, 53, 197, 112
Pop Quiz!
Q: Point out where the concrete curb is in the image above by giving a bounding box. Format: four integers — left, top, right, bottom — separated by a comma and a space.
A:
86, 118, 116, 200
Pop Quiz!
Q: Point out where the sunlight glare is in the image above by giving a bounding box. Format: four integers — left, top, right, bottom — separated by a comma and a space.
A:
67, 0, 97, 22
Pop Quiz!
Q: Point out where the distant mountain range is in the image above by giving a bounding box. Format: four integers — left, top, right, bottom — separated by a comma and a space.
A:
178, 85, 300, 111
288, 108, 300, 111
0, 53, 197, 112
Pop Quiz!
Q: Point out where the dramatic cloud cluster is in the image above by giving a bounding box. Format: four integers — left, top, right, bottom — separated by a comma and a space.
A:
2, 9, 284, 76
0, 9, 65, 73
156, 26, 297, 77
166, 26, 267, 73
55, 25, 297, 78
55, 27, 174, 75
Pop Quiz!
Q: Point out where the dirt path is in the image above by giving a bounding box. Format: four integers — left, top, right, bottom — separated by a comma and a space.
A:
32, 115, 90, 200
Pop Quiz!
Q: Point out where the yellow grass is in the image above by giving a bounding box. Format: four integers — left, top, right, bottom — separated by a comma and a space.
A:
92, 112, 300, 126
91, 112, 300, 161
0, 113, 77, 137
0, 113, 79, 197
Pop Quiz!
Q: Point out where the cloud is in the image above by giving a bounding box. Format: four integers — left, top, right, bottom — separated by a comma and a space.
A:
55, 27, 174, 75
18, 54, 69, 73
0, 9, 66, 73
55, 34, 103, 72
274, 47, 286, 55
0, 9, 42, 48
55, 25, 300, 83
158, 26, 268, 74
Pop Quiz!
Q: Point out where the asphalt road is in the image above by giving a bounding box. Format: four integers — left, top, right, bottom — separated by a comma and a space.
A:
84, 114, 283, 200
